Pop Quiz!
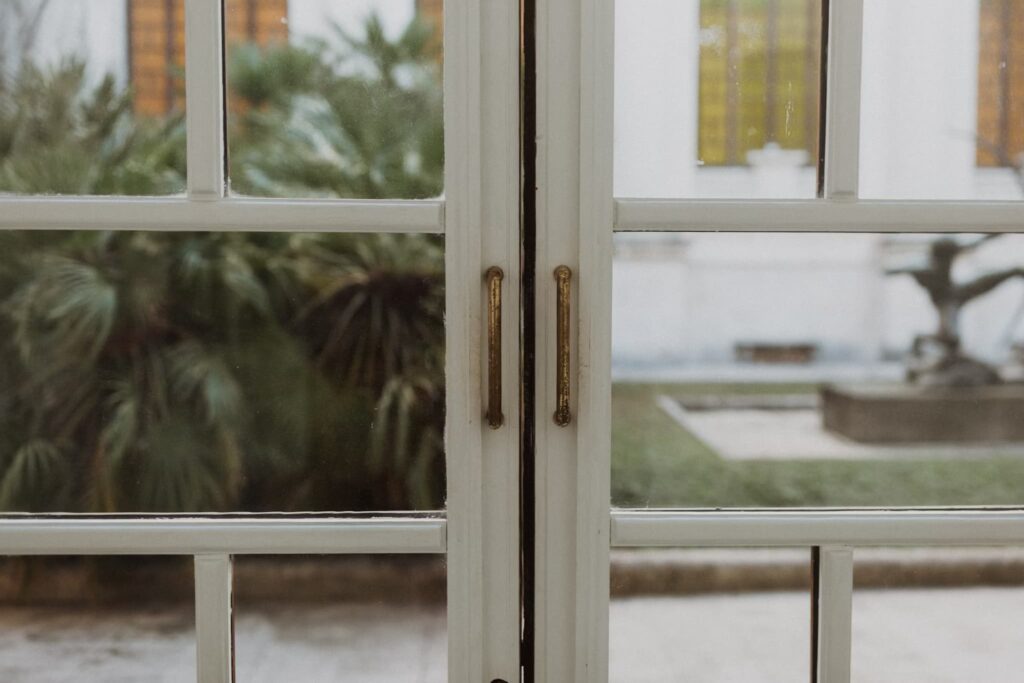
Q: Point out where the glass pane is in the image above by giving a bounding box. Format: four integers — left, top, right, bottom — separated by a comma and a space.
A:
615, 0, 822, 199
852, 547, 1024, 681
0, 1, 187, 196
225, 0, 444, 199
234, 555, 446, 681
610, 548, 811, 682
612, 232, 1024, 508
860, 0, 1024, 200
0, 556, 194, 681
0, 231, 445, 513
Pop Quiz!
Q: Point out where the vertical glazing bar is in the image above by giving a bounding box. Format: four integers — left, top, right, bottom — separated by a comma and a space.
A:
823, 0, 864, 199
184, 0, 226, 199
445, 0, 522, 676
195, 554, 234, 683
816, 546, 853, 683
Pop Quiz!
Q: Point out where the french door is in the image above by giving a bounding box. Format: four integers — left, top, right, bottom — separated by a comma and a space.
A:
532, 0, 1024, 681
0, 0, 519, 681
4, 0, 1024, 681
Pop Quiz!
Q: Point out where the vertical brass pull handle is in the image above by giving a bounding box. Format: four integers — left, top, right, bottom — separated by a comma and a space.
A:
485, 266, 504, 429
553, 265, 572, 426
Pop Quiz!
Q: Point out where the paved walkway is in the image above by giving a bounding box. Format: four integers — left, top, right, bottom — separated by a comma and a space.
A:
659, 395, 1024, 460
0, 587, 1022, 681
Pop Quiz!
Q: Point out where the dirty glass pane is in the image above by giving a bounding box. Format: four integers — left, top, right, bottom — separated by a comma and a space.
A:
0, 231, 445, 513
234, 555, 446, 682
0, 556, 194, 682
225, 0, 444, 199
609, 548, 811, 682
612, 232, 1024, 508
859, 0, 1024, 200
0, 0, 187, 196
615, 0, 822, 199
851, 547, 1024, 681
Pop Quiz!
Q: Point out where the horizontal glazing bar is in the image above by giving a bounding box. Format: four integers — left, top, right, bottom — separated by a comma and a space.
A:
615, 199, 1024, 233
0, 517, 446, 555
611, 510, 1024, 547
0, 198, 445, 233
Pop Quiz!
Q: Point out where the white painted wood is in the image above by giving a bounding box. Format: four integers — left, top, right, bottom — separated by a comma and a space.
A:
0, 198, 444, 233
823, 0, 864, 199
611, 510, 1024, 547
443, 0, 521, 679
534, 0, 614, 678
0, 517, 446, 555
184, 0, 226, 199
574, 0, 615, 680
614, 199, 1024, 233
533, 0, 583, 677
817, 546, 853, 683
194, 554, 234, 683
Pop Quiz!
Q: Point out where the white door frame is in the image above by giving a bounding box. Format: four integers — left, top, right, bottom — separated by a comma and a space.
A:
0, 0, 522, 681
533, 0, 1024, 681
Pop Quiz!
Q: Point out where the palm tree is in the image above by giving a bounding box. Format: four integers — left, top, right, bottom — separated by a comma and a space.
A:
0, 16, 446, 513
0, 59, 185, 196
227, 14, 443, 199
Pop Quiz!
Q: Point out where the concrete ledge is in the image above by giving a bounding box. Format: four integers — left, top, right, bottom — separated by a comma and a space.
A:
611, 548, 1024, 596
822, 383, 1024, 443
0, 550, 1021, 605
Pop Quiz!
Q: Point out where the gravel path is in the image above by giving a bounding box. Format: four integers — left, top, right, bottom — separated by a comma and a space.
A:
0, 588, 1019, 681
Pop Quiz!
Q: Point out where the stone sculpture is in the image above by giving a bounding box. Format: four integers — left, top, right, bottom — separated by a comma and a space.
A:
887, 236, 1024, 387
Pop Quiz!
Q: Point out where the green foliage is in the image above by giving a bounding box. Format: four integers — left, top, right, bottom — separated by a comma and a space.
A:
227, 15, 443, 199
0, 16, 446, 512
0, 60, 186, 195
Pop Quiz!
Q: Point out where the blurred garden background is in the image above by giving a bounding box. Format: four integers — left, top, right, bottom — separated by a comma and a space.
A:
0, 0, 446, 513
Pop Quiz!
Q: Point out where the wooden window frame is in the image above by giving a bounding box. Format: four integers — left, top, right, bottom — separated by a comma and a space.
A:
0, 1, 522, 682
534, 0, 1024, 681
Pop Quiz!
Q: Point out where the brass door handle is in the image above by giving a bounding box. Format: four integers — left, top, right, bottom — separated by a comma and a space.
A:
553, 265, 572, 426
485, 266, 504, 429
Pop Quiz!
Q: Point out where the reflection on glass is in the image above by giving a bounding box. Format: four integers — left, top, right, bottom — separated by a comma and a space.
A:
234, 555, 446, 682
852, 547, 1024, 681
615, 0, 821, 198
225, 0, 444, 199
0, 231, 445, 512
860, 0, 1024, 200
0, 0, 187, 196
609, 548, 811, 682
0, 556, 194, 682
611, 232, 1024, 508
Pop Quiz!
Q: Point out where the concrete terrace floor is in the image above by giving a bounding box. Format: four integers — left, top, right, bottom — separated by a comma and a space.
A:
0, 588, 1022, 681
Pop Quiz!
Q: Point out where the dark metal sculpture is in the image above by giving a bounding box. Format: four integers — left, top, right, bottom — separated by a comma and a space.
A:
888, 236, 1024, 387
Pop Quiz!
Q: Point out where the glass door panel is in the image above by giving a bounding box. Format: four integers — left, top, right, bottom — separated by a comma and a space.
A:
611, 231, 1024, 509
0, 1, 520, 682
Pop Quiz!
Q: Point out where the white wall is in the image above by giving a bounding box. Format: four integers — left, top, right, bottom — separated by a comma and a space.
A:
288, 0, 414, 42
2, 0, 127, 84
613, 234, 1024, 370
860, 0, 983, 200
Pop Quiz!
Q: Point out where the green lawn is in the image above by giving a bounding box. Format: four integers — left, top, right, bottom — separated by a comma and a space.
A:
612, 383, 1024, 508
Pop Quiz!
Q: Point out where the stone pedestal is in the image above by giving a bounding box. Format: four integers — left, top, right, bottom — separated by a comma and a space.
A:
821, 384, 1024, 444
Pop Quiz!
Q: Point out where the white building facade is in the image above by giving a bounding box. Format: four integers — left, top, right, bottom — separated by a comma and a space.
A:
8, 0, 1024, 375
